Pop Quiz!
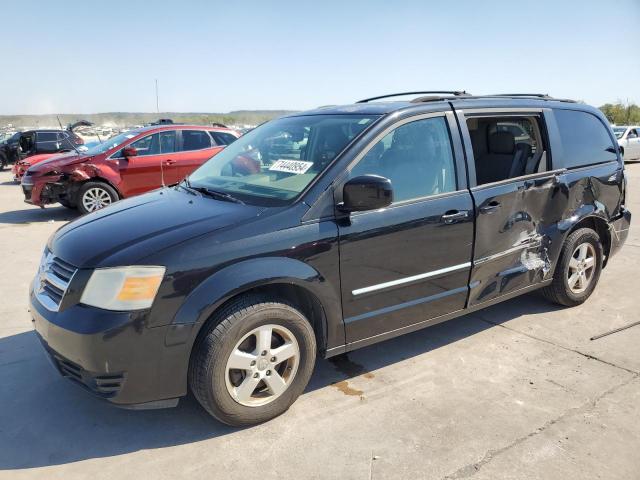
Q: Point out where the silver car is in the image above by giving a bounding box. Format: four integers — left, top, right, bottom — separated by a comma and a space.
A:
613, 125, 640, 160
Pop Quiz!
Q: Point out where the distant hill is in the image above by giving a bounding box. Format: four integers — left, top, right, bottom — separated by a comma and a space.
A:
0, 110, 297, 129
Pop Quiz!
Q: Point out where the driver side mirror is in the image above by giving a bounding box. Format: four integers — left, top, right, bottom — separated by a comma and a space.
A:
123, 146, 138, 158
339, 175, 393, 212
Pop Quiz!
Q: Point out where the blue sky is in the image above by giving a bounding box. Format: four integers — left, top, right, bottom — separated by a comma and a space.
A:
2, 0, 638, 114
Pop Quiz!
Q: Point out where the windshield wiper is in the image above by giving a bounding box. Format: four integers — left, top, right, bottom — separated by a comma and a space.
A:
190, 184, 245, 204
178, 178, 202, 197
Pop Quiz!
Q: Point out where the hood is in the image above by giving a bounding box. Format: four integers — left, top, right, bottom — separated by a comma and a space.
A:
49, 187, 264, 268
67, 120, 93, 131
20, 152, 59, 166
28, 151, 89, 173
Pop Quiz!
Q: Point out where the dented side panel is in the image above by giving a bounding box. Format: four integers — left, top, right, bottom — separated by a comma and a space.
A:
468, 172, 562, 306
467, 160, 624, 307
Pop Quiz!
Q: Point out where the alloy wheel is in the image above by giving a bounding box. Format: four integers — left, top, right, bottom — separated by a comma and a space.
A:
224, 324, 300, 407
567, 242, 596, 294
82, 187, 113, 212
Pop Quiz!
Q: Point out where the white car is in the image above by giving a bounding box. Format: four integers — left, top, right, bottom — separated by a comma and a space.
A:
612, 125, 640, 160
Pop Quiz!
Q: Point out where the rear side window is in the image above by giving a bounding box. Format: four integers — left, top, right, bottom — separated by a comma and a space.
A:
181, 130, 211, 151
210, 131, 237, 145
36, 132, 58, 143
555, 110, 617, 168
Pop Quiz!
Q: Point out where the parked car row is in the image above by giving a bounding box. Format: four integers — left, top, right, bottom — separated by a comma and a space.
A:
0, 122, 89, 170
3, 122, 240, 213
29, 92, 631, 426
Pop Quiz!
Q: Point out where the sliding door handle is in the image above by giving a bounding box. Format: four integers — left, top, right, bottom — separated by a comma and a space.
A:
479, 201, 501, 214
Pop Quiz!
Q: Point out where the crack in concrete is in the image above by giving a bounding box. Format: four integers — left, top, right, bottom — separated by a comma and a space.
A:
441, 373, 639, 479
475, 315, 639, 375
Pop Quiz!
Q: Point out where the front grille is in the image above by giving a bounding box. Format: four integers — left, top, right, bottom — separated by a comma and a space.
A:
34, 252, 77, 311
49, 351, 125, 398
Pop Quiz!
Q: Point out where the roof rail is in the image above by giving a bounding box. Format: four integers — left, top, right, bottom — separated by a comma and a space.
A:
410, 93, 577, 104
356, 91, 469, 103
488, 93, 552, 98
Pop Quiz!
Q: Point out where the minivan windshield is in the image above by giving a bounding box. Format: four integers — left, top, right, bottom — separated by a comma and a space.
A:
612, 127, 627, 139
186, 114, 378, 205
84, 131, 139, 155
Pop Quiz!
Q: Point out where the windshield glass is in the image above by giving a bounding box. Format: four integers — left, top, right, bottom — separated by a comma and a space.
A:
187, 114, 378, 205
613, 127, 627, 139
84, 131, 139, 155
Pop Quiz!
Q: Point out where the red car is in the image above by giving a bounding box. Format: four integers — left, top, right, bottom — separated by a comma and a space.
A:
12, 152, 58, 182
21, 125, 239, 214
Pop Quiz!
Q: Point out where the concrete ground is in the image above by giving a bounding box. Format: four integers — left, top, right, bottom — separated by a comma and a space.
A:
0, 165, 638, 480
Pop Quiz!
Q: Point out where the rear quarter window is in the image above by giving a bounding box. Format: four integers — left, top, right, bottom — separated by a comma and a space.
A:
554, 109, 617, 168
210, 131, 238, 145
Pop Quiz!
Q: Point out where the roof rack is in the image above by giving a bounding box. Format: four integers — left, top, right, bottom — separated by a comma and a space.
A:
410, 93, 577, 104
356, 91, 469, 103
488, 93, 552, 98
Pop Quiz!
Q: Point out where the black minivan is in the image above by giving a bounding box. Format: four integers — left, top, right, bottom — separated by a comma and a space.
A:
31, 92, 631, 426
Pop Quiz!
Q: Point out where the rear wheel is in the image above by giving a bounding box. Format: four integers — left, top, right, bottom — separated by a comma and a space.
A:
189, 295, 317, 426
77, 182, 118, 214
542, 228, 603, 306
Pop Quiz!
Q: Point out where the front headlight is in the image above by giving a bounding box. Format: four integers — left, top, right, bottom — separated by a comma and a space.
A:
80, 266, 166, 311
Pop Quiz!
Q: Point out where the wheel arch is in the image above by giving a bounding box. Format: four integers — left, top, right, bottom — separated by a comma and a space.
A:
561, 214, 611, 267
173, 257, 344, 359
70, 176, 123, 202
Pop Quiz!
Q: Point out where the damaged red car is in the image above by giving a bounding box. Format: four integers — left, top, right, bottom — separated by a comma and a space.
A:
12, 152, 59, 182
21, 124, 239, 214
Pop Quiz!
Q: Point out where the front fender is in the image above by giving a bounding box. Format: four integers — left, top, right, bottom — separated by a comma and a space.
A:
160, 256, 344, 399
171, 256, 344, 348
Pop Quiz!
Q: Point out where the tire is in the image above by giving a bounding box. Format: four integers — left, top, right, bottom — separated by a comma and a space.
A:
0, 154, 6, 171
189, 295, 317, 426
541, 228, 603, 307
77, 181, 118, 214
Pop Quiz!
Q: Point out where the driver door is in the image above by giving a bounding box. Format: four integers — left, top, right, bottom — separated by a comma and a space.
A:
117, 133, 177, 196
337, 113, 474, 343
626, 128, 640, 158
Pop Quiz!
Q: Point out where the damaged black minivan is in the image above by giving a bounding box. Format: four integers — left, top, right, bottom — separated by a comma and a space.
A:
31, 92, 631, 426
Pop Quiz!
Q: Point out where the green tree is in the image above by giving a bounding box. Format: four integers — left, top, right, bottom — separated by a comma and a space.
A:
600, 102, 640, 125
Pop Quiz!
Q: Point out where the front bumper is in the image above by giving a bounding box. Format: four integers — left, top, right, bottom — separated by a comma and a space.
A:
21, 174, 66, 207
30, 288, 189, 407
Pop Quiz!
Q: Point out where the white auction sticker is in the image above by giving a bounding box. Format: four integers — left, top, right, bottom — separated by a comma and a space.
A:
269, 159, 313, 174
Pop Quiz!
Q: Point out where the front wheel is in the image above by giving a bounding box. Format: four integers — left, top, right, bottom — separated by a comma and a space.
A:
189, 295, 317, 426
77, 182, 118, 214
542, 228, 603, 306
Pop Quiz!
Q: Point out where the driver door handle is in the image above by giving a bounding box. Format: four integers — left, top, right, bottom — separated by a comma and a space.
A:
441, 210, 469, 224
164, 159, 176, 165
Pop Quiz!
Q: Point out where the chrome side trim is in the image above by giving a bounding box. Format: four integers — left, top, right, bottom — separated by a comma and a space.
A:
473, 239, 542, 265
351, 262, 471, 296
346, 285, 468, 323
